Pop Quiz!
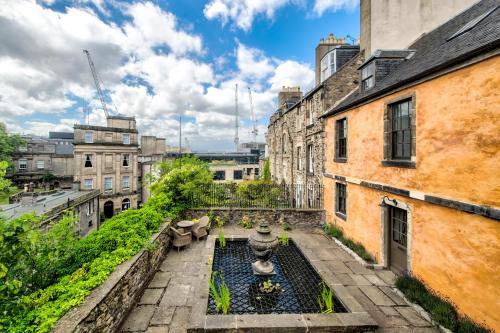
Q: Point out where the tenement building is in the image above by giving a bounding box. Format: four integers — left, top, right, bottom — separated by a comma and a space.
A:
74, 115, 139, 219
321, 0, 499, 330
267, 34, 362, 207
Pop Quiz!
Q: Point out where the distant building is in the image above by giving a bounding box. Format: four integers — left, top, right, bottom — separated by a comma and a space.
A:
9, 132, 74, 189
0, 188, 100, 236
73, 115, 139, 219
139, 135, 167, 204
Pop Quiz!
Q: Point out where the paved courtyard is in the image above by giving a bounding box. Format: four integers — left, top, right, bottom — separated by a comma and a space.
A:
120, 225, 439, 333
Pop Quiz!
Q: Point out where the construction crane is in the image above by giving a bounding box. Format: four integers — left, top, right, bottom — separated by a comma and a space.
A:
83, 49, 110, 118
247, 87, 258, 143
346, 34, 359, 45
234, 83, 239, 151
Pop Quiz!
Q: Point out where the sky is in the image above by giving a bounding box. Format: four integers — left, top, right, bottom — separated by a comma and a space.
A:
0, 0, 360, 152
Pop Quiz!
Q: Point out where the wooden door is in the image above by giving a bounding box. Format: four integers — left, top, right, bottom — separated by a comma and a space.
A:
389, 206, 408, 274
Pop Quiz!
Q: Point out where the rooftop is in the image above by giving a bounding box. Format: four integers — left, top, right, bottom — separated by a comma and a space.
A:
323, 0, 500, 117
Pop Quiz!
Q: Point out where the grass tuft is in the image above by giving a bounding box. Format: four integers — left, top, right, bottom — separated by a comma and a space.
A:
322, 223, 374, 263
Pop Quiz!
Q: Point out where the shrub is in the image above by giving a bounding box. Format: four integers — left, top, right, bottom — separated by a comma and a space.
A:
322, 223, 374, 263
237, 215, 253, 229
396, 276, 491, 332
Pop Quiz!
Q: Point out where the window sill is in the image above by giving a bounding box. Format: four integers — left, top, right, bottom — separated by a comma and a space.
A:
381, 160, 416, 169
335, 211, 347, 220
334, 157, 347, 163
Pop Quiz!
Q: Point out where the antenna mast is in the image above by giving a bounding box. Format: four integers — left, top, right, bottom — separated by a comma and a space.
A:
247, 87, 258, 143
234, 83, 239, 151
83, 49, 110, 118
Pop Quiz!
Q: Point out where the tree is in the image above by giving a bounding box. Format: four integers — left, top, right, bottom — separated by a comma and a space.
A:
0, 123, 24, 164
263, 159, 271, 181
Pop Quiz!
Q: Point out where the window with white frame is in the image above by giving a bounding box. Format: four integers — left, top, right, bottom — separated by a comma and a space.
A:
104, 177, 113, 192
296, 146, 302, 170
122, 154, 130, 167
84, 154, 93, 168
36, 160, 45, 170
87, 200, 94, 216
361, 62, 374, 91
84, 179, 93, 189
122, 198, 131, 211
122, 175, 130, 190
84, 131, 93, 143
123, 133, 130, 144
19, 159, 27, 170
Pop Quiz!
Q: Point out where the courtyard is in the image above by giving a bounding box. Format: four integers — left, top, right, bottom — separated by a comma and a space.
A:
121, 224, 438, 333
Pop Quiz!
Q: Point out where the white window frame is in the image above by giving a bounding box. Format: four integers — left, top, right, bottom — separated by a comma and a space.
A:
104, 177, 113, 192
123, 133, 130, 145
84, 131, 94, 143
19, 159, 27, 170
84, 178, 93, 190
307, 144, 314, 173
122, 175, 130, 190
361, 62, 375, 91
36, 160, 45, 170
122, 198, 131, 211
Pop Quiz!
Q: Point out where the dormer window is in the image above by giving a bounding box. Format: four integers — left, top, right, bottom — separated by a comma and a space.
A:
361, 62, 374, 91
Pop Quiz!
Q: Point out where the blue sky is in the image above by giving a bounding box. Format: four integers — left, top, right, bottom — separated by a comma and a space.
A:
0, 0, 359, 151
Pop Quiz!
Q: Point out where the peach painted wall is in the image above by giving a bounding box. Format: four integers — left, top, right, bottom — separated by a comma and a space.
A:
323, 56, 500, 330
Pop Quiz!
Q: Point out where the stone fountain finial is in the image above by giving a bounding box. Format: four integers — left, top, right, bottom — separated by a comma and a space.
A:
248, 220, 279, 275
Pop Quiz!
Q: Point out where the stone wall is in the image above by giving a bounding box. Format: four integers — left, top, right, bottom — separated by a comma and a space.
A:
182, 208, 325, 228
52, 222, 172, 333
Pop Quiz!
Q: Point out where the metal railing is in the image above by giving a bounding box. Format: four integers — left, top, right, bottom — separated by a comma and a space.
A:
190, 183, 323, 209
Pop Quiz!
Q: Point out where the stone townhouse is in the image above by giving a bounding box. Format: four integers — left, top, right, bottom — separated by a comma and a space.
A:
267, 35, 362, 207
321, 0, 499, 329
74, 115, 139, 219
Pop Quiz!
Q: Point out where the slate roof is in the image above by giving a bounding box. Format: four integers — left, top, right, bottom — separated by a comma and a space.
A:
49, 132, 74, 140
323, 0, 500, 117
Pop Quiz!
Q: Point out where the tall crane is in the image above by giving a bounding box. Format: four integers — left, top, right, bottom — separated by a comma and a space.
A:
83, 49, 110, 118
247, 87, 258, 143
234, 83, 239, 151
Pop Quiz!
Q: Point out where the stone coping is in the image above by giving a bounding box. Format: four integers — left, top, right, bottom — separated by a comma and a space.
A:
187, 234, 378, 333
52, 221, 171, 333
189, 207, 324, 212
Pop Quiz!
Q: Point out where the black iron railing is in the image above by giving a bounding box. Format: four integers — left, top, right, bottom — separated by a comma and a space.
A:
190, 183, 323, 209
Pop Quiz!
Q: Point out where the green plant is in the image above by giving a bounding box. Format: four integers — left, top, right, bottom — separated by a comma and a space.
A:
396, 276, 491, 332
317, 279, 334, 314
279, 230, 289, 246
258, 279, 282, 293
215, 216, 224, 228
322, 223, 375, 263
262, 159, 271, 180
237, 215, 253, 229
209, 271, 231, 314
207, 210, 215, 229
282, 222, 291, 231
218, 228, 226, 247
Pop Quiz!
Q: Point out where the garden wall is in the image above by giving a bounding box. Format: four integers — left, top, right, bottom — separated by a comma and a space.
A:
52, 222, 172, 333
182, 208, 325, 227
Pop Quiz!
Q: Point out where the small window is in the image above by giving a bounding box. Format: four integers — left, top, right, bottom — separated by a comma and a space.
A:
214, 170, 225, 180
306, 144, 313, 173
391, 206, 407, 247
233, 170, 243, 180
254, 168, 259, 176
84, 179, 93, 190
335, 118, 348, 159
335, 183, 347, 217
87, 200, 94, 215
391, 99, 412, 160
122, 176, 130, 190
122, 198, 131, 211
306, 101, 313, 126
84, 154, 93, 168
122, 154, 130, 167
123, 133, 130, 145
246, 168, 252, 176
18, 144, 27, 152
361, 62, 374, 91
88, 220, 93, 227
85, 131, 93, 143
104, 177, 113, 191
36, 160, 45, 170
19, 159, 27, 170
296, 146, 302, 170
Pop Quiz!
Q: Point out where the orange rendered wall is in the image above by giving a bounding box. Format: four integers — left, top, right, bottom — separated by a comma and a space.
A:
323, 56, 500, 330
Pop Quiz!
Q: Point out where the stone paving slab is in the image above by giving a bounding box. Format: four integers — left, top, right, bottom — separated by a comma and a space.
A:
120, 226, 438, 333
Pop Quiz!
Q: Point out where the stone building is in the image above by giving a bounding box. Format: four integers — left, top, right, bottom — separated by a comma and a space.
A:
0, 188, 100, 237
74, 115, 139, 219
139, 136, 167, 204
267, 35, 362, 207
322, 0, 499, 329
9, 132, 74, 189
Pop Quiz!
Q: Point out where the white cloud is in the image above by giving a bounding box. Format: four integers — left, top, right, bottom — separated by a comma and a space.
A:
204, 0, 301, 31
269, 60, 315, 93
236, 43, 275, 80
313, 0, 358, 16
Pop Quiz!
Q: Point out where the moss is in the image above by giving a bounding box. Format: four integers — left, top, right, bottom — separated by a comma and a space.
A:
322, 223, 375, 263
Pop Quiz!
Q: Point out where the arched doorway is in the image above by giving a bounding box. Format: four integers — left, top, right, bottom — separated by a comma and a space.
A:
103, 201, 114, 219
122, 198, 131, 211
